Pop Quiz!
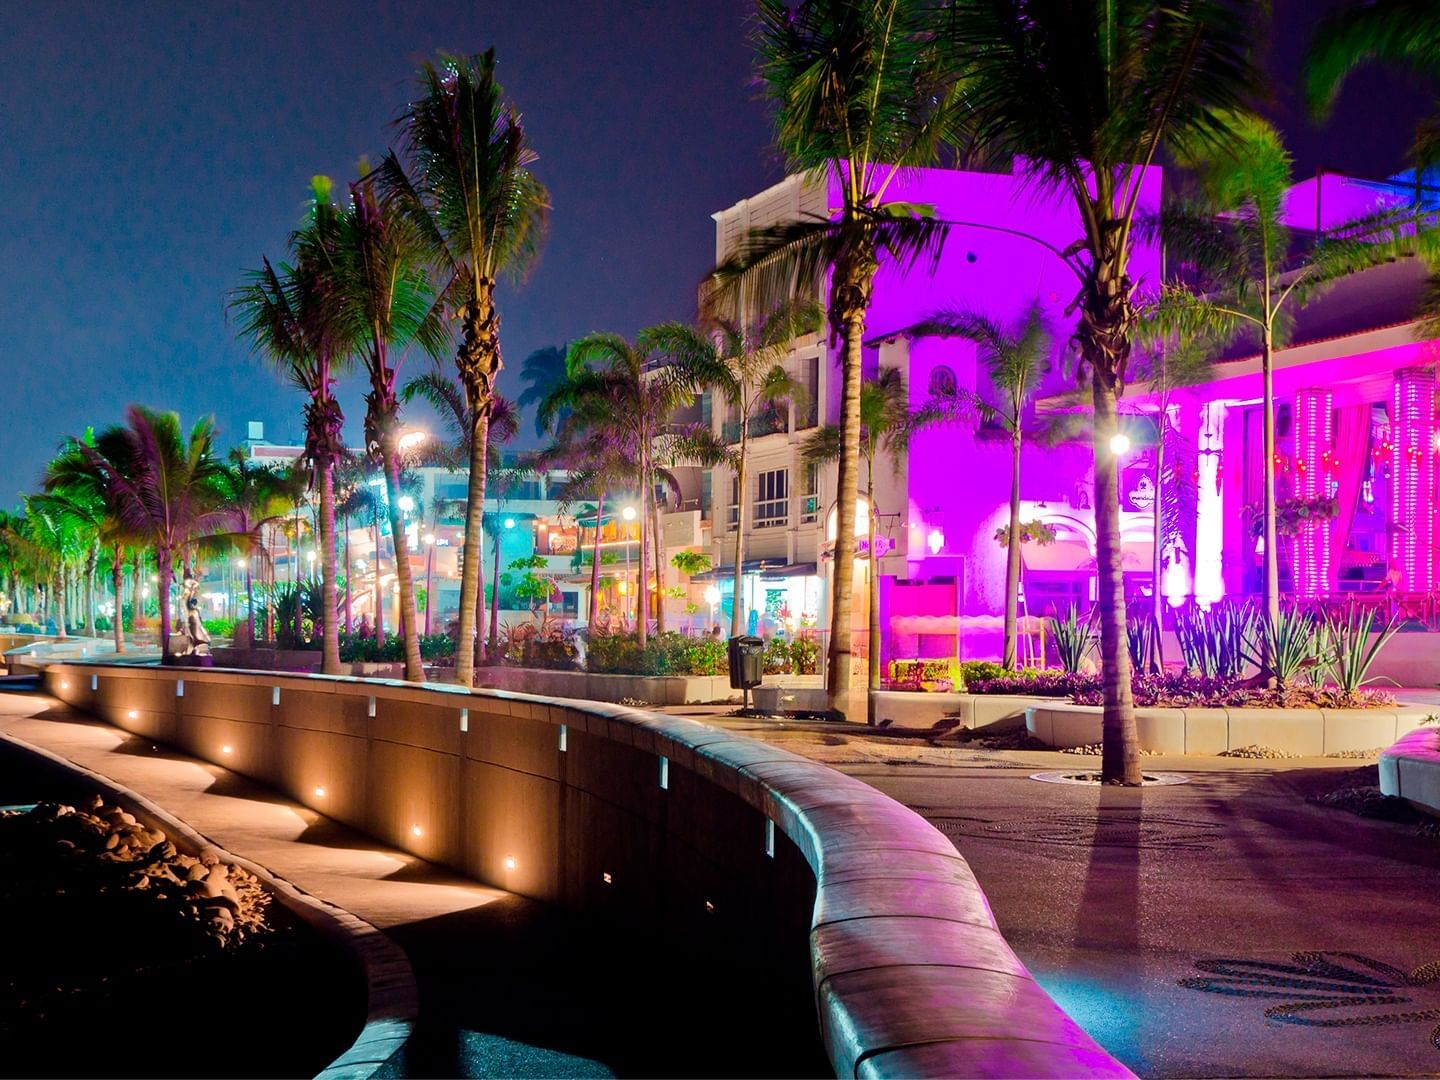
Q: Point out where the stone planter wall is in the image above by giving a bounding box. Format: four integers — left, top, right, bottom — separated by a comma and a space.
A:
46, 662, 1129, 1079
1027, 701, 1434, 756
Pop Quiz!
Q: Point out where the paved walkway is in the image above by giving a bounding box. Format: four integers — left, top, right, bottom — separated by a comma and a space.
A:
0, 692, 823, 1079
674, 707, 1440, 1078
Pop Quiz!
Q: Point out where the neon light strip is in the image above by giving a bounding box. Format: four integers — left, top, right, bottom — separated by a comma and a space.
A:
1294, 388, 1333, 597
1390, 368, 1436, 591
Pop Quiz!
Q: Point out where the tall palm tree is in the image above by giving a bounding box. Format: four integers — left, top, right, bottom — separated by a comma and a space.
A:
1158, 114, 1439, 638
230, 178, 351, 673
17, 496, 85, 637
337, 466, 385, 640
912, 303, 1051, 670
206, 451, 291, 647
943, 0, 1262, 784
711, 0, 956, 718
402, 364, 521, 643
381, 49, 550, 688
647, 301, 819, 637
74, 407, 229, 658
45, 433, 142, 652
306, 172, 448, 681
801, 368, 951, 706
1308, 1, 1440, 170
539, 331, 704, 647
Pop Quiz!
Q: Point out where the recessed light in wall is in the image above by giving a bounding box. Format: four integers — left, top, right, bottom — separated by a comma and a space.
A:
412, 824, 423, 837
459, 708, 468, 733
221, 745, 232, 755
314, 787, 326, 798
704, 900, 715, 914
765, 819, 776, 859
367, 696, 377, 718
559, 724, 567, 752
176, 680, 184, 697
658, 756, 669, 791
504, 856, 517, 871
127, 710, 138, 720
602, 871, 613, 885
90, 675, 98, 691
59, 681, 69, 691
272, 686, 281, 706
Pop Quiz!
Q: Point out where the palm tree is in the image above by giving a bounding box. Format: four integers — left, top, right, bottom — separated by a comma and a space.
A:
45, 433, 143, 652
710, 0, 956, 718
73, 407, 229, 657
539, 331, 704, 647
230, 178, 351, 673
647, 301, 819, 637
381, 49, 550, 689
1308, 1, 1440, 170
912, 303, 1051, 670
206, 451, 291, 647
943, 0, 1262, 784
337, 465, 384, 640
402, 365, 521, 644
1158, 114, 1439, 637
16, 496, 84, 637
801, 368, 951, 706
515, 345, 569, 438
305, 172, 448, 682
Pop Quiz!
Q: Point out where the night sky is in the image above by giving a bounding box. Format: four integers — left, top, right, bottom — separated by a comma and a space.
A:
1, 0, 1432, 499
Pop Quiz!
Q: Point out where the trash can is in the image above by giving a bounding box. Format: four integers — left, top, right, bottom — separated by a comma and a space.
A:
727, 635, 765, 692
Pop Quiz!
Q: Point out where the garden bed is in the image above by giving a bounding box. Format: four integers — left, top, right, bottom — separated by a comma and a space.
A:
1027, 701, 1434, 756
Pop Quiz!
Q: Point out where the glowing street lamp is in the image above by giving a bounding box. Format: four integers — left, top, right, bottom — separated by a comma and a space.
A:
703, 583, 721, 626
1109, 432, 1131, 456
926, 528, 945, 556
398, 495, 416, 515
397, 430, 428, 453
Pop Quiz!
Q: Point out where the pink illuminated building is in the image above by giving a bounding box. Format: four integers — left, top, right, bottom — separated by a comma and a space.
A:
702, 166, 1440, 670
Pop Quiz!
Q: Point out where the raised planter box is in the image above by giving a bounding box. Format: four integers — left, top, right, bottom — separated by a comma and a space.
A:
475, 665, 821, 706
1027, 701, 1435, 756
1380, 727, 1440, 814
874, 691, 1051, 732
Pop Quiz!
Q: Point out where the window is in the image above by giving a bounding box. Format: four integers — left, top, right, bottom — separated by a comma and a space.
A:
800, 463, 819, 524
728, 475, 739, 527
928, 364, 957, 396
754, 468, 790, 529
796, 356, 819, 429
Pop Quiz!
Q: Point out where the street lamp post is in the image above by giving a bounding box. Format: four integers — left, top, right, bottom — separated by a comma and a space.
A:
703, 583, 721, 631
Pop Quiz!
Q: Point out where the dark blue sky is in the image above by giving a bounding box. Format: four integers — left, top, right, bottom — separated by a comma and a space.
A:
1, 0, 1431, 499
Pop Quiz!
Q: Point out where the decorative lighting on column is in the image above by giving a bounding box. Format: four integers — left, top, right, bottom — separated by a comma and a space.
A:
1294, 388, 1334, 597
1194, 402, 1226, 607
1391, 368, 1436, 592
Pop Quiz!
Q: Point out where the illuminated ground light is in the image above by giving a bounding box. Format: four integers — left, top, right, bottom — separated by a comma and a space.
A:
704, 900, 715, 914
314, 786, 326, 798
59, 680, 69, 691
221, 745, 233, 755
504, 856, 517, 870
411, 824, 423, 837
602, 871, 613, 884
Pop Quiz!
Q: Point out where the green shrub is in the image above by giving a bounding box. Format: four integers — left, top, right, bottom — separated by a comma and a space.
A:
957, 660, 1008, 688
587, 631, 727, 676
202, 617, 235, 638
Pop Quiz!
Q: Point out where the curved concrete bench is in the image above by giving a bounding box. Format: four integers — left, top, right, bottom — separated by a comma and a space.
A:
1028, 701, 1433, 756
45, 663, 1130, 1079
1380, 727, 1440, 814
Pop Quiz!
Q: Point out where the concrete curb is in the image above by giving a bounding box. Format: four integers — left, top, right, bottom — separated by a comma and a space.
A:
0, 730, 417, 1080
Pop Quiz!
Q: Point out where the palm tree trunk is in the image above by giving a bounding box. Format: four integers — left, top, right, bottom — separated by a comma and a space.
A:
1092, 372, 1141, 785
55, 567, 67, 639
827, 257, 873, 718
456, 409, 491, 685
636, 464, 650, 647
85, 543, 98, 638
373, 514, 384, 642
489, 526, 503, 658
342, 513, 351, 637
1261, 329, 1280, 646
111, 546, 125, 653
731, 450, 747, 638
1003, 428, 1022, 670
381, 444, 424, 681
652, 489, 667, 635
588, 495, 604, 631
157, 551, 173, 657
318, 460, 342, 675
866, 468, 882, 715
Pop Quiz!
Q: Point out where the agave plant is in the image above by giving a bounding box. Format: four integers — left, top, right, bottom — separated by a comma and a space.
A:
1251, 608, 1326, 689
1126, 611, 1161, 675
1048, 604, 1095, 675
1174, 601, 1258, 680
1320, 609, 1402, 696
